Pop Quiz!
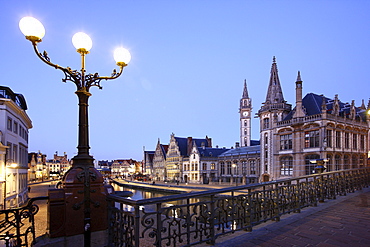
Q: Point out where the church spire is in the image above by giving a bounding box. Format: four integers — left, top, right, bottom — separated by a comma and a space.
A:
242, 79, 249, 98
265, 56, 285, 104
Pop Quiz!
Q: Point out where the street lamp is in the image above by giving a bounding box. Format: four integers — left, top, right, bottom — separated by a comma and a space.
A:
19, 16, 131, 245
232, 163, 237, 186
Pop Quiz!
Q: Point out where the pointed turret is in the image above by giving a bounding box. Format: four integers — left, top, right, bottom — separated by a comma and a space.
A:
265, 56, 285, 104
240, 79, 251, 109
293, 71, 305, 118
360, 99, 366, 110
242, 79, 249, 98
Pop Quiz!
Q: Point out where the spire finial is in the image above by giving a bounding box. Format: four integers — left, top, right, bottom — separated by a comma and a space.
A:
273, 56, 276, 63
296, 71, 302, 82
242, 79, 249, 98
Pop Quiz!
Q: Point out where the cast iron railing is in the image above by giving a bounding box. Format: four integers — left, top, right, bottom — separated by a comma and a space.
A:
107, 167, 370, 247
0, 196, 48, 247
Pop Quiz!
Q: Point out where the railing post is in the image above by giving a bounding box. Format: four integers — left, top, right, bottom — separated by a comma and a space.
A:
134, 205, 140, 247
273, 182, 280, 222
155, 203, 162, 247
208, 194, 216, 245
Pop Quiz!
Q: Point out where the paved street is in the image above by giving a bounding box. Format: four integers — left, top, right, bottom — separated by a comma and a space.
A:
28, 181, 57, 239
28, 180, 370, 246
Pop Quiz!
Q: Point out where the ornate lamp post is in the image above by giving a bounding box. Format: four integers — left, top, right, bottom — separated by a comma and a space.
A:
19, 16, 131, 246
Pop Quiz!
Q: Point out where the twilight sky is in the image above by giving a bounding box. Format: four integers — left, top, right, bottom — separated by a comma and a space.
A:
2, 0, 370, 161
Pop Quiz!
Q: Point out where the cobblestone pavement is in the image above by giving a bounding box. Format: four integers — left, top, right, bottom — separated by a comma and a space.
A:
28, 181, 57, 239
28, 181, 370, 247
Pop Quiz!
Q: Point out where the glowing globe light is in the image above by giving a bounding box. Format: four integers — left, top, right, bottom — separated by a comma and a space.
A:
19, 16, 45, 41
72, 32, 93, 52
114, 47, 131, 66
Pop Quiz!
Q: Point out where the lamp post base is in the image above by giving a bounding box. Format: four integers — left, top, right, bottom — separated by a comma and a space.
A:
48, 166, 112, 238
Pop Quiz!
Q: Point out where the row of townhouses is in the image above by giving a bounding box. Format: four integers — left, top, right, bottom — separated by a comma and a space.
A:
144, 57, 370, 184
28, 151, 72, 182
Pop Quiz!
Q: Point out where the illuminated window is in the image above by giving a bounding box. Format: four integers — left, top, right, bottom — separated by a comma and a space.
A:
280, 156, 293, 176
305, 130, 319, 148
280, 134, 292, 150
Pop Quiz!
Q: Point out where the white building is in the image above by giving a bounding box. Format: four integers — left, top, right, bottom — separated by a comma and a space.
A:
0, 86, 32, 208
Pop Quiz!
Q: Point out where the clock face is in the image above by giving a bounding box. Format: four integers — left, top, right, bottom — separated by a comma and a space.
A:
243, 111, 249, 117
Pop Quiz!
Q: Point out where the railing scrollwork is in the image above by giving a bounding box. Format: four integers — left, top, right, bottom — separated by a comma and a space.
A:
107, 167, 370, 247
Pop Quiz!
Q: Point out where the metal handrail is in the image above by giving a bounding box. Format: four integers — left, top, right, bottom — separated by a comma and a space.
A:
107, 168, 370, 247
0, 196, 48, 247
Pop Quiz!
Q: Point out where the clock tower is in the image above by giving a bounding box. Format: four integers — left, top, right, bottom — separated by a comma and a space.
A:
239, 79, 252, 146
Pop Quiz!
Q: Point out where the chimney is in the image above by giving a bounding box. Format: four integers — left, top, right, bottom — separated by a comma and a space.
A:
235, 142, 240, 148
187, 137, 193, 156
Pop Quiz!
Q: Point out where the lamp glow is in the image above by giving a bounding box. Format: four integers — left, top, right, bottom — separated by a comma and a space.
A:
72, 32, 93, 53
114, 47, 131, 66
19, 17, 45, 41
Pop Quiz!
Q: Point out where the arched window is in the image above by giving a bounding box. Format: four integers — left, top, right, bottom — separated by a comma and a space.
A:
220, 162, 225, 175
305, 154, 320, 175
280, 156, 293, 176
227, 162, 232, 175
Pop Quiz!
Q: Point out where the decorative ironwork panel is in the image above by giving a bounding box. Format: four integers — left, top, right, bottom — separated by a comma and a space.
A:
107, 168, 370, 247
0, 196, 47, 247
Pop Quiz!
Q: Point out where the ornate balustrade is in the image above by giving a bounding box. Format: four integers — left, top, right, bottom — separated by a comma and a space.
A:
107, 168, 370, 247
0, 196, 48, 247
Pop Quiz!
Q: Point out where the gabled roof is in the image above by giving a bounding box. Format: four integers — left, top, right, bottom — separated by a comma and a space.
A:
174, 137, 210, 156
161, 144, 169, 159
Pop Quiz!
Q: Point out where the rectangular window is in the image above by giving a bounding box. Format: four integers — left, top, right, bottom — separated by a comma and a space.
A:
250, 160, 256, 175
335, 131, 341, 148
210, 163, 215, 170
263, 118, 270, 129
14, 122, 18, 134
326, 130, 332, 147
344, 132, 349, 149
305, 130, 319, 148
353, 134, 357, 149
280, 134, 292, 150
360, 135, 365, 150
202, 163, 207, 171
7, 117, 12, 131
242, 161, 247, 174
280, 157, 293, 176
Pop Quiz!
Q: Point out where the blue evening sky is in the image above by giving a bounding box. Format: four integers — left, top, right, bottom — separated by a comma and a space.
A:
2, 0, 369, 161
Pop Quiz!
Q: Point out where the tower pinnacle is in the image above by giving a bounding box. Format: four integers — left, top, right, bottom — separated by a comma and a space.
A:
265, 56, 285, 104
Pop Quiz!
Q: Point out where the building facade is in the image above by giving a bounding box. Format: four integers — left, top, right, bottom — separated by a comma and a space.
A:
152, 139, 168, 181
166, 134, 212, 182
184, 142, 229, 183
145, 57, 369, 185
0, 86, 32, 208
258, 57, 370, 181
